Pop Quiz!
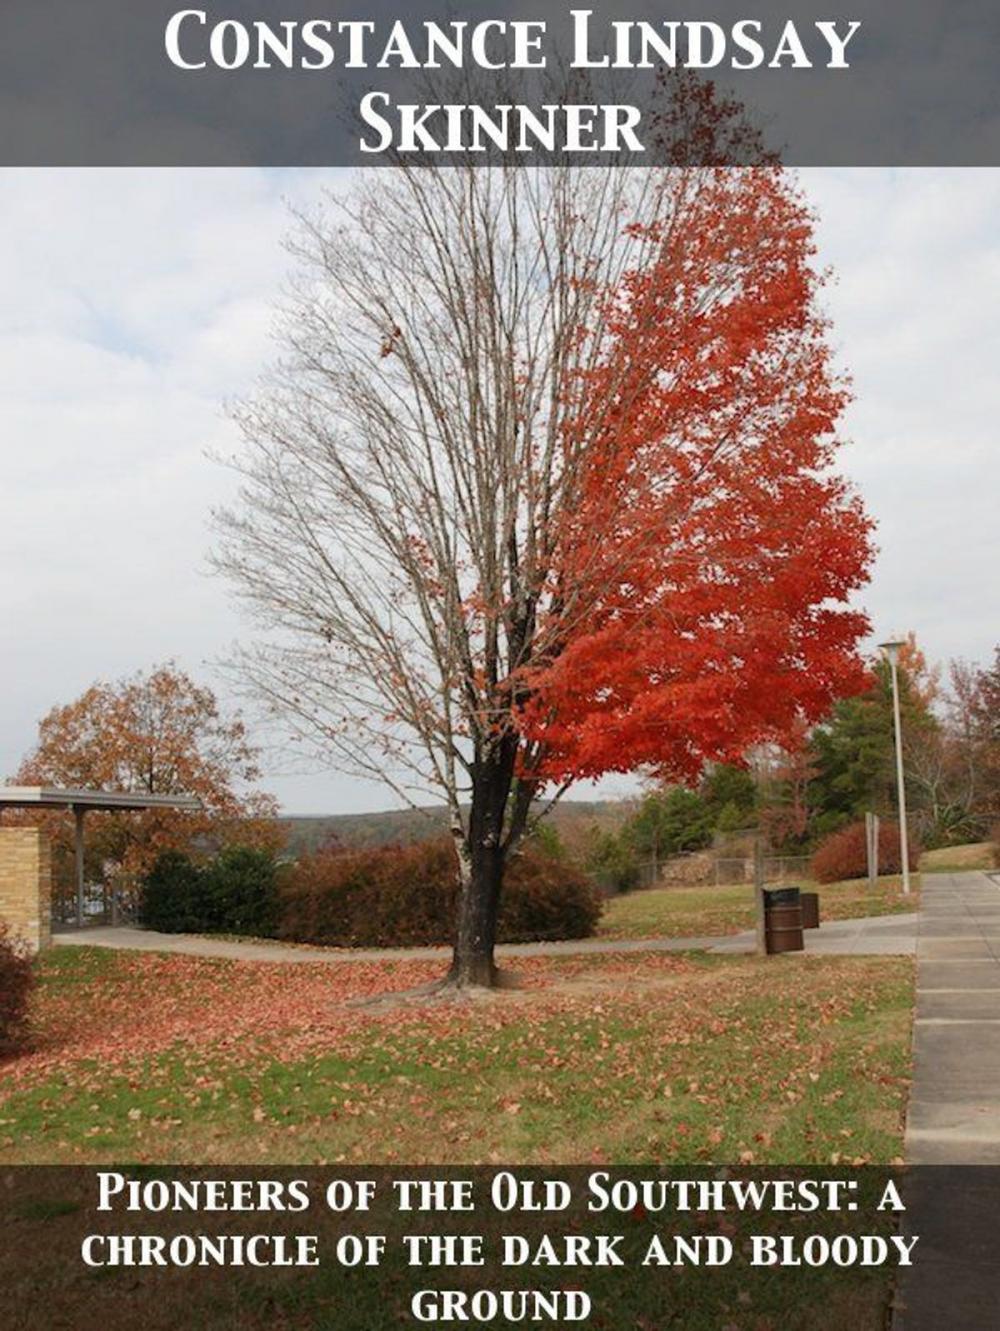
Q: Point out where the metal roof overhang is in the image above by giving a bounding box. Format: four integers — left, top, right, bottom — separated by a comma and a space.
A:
0, 786, 202, 813
0, 787, 204, 930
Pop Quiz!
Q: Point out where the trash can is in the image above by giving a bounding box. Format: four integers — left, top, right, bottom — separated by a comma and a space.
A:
800, 891, 820, 930
763, 887, 804, 954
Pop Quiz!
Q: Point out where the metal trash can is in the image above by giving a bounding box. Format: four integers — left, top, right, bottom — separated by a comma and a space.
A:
800, 891, 820, 930
763, 887, 804, 954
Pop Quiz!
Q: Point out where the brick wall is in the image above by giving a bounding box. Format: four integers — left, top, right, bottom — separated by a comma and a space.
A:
0, 827, 52, 953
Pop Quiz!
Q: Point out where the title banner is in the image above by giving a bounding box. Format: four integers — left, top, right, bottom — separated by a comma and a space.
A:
1, 0, 998, 165
9, 1165, 1000, 1329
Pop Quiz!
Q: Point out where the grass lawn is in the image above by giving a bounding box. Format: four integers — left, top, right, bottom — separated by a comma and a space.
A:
598, 875, 919, 942
919, 841, 997, 873
0, 944, 912, 1167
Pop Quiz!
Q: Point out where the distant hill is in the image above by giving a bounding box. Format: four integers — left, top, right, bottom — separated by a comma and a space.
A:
279, 799, 632, 861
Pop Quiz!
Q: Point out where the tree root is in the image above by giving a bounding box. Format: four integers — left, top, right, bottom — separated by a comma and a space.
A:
346, 967, 525, 1012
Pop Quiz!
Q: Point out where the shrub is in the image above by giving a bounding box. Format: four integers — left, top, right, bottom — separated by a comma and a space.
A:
201, 846, 280, 937
501, 850, 602, 941
281, 840, 454, 948
140, 851, 204, 933
140, 847, 280, 936
811, 820, 919, 885
280, 838, 601, 948
0, 923, 34, 1053
919, 807, 985, 851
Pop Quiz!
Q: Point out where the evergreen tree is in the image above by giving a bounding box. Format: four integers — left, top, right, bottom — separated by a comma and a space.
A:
701, 765, 757, 823
809, 656, 934, 833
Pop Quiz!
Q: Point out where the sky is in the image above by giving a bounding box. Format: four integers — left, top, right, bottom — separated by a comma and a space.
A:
1, 167, 998, 815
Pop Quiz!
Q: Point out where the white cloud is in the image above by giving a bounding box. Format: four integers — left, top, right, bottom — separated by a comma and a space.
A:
0, 167, 997, 813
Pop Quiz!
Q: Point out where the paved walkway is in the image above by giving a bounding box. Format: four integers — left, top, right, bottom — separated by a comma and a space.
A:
53, 910, 918, 964
896, 870, 1000, 1331
906, 869, 1000, 1164
712, 909, 918, 957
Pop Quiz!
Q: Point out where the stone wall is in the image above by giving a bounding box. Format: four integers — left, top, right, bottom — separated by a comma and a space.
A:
0, 827, 52, 953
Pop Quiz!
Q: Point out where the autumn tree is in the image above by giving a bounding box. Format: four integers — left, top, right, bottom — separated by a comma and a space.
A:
978, 650, 1000, 836
215, 157, 873, 989
14, 664, 279, 903
755, 722, 818, 849
938, 649, 1000, 835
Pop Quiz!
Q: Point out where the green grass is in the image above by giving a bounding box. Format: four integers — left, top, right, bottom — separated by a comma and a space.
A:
34, 943, 121, 985
1, 949, 912, 1168
1, 947, 913, 1330
598, 875, 919, 942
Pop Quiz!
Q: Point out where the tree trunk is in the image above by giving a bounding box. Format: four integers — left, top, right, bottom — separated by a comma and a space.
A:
448, 743, 517, 989
450, 839, 504, 988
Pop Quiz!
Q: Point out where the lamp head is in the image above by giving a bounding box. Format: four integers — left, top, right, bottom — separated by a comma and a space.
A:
878, 636, 906, 666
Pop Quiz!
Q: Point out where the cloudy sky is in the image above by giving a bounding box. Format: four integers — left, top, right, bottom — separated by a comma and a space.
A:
1, 168, 997, 814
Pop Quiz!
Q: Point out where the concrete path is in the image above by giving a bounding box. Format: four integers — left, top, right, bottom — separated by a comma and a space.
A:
53, 910, 918, 964
52, 925, 720, 963
896, 870, 1000, 1331
712, 909, 918, 958
906, 869, 1000, 1164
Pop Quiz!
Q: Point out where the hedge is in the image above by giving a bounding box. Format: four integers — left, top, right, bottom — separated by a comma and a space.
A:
139, 838, 601, 946
279, 838, 602, 947
140, 846, 280, 937
811, 819, 919, 885
0, 923, 34, 1053
141, 851, 205, 933
199, 846, 280, 936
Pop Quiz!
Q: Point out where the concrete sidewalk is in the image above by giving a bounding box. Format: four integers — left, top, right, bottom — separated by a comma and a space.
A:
711, 909, 918, 957
896, 870, 1000, 1331
906, 869, 1000, 1164
52, 926, 719, 964
53, 909, 919, 964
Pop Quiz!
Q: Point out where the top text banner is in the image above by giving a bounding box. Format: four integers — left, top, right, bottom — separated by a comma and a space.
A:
1, 0, 998, 166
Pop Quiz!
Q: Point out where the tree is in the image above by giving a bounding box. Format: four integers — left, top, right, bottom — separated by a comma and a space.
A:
975, 649, 1000, 818
942, 650, 1000, 832
584, 826, 641, 895
976, 649, 1000, 745
701, 765, 757, 824
809, 693, 891, 831
14, 664, 279, 901
215, 157, 873, 989
755, 721, 818, 849
809, 648, 933, 833
896, 632, 940, 709
625, 787, 714, 873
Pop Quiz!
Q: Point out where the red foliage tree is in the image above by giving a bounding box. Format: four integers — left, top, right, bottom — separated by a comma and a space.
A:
219, 160, 873, 989
520, 169, 872, 785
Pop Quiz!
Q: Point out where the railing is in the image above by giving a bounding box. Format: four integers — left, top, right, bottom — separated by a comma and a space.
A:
619, 852, 812, 891
52, 880, 135, 928
711, 854, 812, 885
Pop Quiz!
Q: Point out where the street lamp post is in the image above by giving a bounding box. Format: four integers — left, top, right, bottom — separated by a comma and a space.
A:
879, 637, 911, 896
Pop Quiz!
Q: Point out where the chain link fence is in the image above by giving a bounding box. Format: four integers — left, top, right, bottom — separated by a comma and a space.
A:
624, 850, 811, 891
